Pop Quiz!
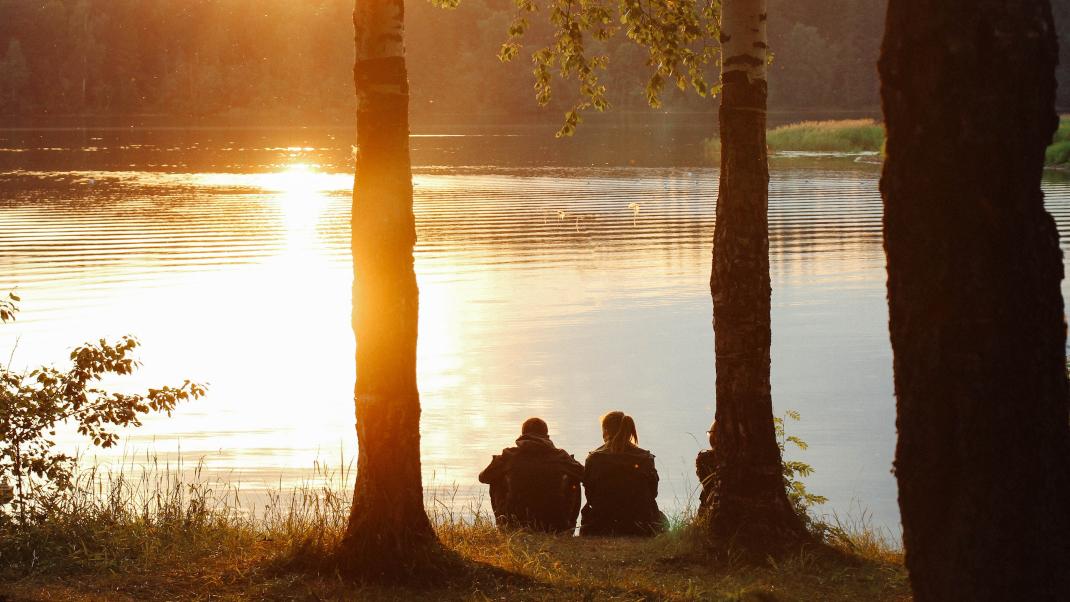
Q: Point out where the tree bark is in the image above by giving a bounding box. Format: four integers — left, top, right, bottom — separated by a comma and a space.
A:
341, 0, 437, 577
880, 0, 1070, 598
701, 0, 808, 550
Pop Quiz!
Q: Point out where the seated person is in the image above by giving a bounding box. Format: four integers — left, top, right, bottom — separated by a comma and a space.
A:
695, 420, 717, 511
478, 417, 584, 532
579, 411, 666, 536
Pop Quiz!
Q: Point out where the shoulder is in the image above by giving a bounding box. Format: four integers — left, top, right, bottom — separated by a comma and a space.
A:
586, 443, 611, 457
584, 446, 609, 465
586, 446, 655, 465
484, 447, 520, 469
490, 446, 524, 463
553, 448, 583, 465
634, 446, 655, 460
622, 446, 656, 463
626, 448, 658, 475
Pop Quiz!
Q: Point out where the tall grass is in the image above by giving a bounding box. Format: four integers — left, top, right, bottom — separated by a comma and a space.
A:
706, 116, 1070, 165
0, 460, 909, 600
0, 457, 348, 575
703, 119, 886, 159
1045, 116, 1070, 165
766, 119, 885, 153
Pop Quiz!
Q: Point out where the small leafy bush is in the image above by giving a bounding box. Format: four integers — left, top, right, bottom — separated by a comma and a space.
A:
775, 410, 828, 530
0, 293, 206, 523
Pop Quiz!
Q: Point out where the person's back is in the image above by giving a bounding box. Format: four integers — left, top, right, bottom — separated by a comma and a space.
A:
580, 411, 665, 536
478, 417, 583, 533
695, 421, 719, 512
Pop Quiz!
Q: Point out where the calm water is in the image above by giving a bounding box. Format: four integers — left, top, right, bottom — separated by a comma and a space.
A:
3, 125, 1070, 535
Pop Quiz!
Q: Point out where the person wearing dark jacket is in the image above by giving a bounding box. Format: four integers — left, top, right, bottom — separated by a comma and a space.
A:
478, 417, 584, 533
695, 420, 717, 511
579, 411, 666, 536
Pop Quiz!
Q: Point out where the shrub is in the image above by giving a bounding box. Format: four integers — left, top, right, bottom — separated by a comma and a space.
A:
0, 293, 206, 523
775, 410, 828, 538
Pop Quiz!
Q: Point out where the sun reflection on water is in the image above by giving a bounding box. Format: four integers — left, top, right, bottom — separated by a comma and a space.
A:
194, 163, 350, 194
258, 163, 336, 195
0, 158, 936, 531
178, 162, 478, 479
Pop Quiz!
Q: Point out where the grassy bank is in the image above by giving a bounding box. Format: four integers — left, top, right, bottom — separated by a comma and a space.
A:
704, 119, 884, 159
705, 117, 1070, 166
0, 463, 908, 601
1046, 117, 1070, 165
766, 119, 885, 153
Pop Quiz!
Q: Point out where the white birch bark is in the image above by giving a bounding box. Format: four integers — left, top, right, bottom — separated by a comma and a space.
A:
720, 0, 767, 83
354, 0, 407, 107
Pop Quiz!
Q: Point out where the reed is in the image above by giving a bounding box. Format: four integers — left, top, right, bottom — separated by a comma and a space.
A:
703, 119, 886, 160
708, 116, 1070, 165
765, 119, 885, 153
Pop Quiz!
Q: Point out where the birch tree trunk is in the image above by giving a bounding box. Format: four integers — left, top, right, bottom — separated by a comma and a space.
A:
701, 0, 807, 550
880, 0, 1070, 598
341, 0, 437, 576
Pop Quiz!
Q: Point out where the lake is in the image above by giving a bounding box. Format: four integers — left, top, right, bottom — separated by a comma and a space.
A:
2, 122, 1069, 536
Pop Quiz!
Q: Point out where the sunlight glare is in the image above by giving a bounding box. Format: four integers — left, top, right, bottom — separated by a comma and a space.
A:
262, 163, 336, 195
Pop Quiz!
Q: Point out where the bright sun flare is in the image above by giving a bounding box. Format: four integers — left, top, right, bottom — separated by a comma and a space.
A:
265, 163, 333, 194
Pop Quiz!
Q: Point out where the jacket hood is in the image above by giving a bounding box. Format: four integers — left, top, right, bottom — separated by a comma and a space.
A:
515, 432, 556, 450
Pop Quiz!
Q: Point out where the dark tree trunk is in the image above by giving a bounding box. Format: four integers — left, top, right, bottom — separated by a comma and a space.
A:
701, 0, 808, 550
340, 0, 437, 578
880, 0, 1070, 598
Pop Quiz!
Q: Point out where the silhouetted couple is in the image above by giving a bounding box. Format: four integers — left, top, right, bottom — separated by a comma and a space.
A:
478, 411, 665, 536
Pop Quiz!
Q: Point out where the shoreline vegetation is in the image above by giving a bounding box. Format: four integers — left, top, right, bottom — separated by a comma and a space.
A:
705, 117, 1070, 167
1045, 116, 1070, 166
767, 119, 885, 153
0, 461, 909, 601
0, 292, 908, 599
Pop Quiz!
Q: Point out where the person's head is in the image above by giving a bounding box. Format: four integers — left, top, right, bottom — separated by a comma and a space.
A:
600, 411, 638, 452
521, 417, 549, 437
707, 420, 717, 448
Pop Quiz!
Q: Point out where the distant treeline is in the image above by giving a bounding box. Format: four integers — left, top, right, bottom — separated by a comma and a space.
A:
1, 0, 1069, 122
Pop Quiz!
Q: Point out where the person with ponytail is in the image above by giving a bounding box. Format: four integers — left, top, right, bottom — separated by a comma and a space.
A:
579, 411, 666, 536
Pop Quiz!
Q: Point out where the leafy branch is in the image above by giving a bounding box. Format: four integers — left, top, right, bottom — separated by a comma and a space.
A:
0, 294, 207, 523
775, 409, 828, 520
437, 0, 722, 136
0, 291, 18, 323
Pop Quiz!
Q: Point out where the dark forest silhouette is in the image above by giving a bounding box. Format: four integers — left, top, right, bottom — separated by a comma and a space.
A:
5, 0, 1070, 120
